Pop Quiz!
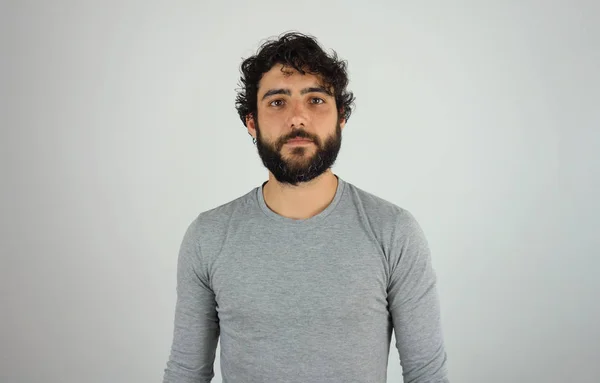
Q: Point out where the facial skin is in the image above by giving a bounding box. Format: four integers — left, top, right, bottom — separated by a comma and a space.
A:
246, 64, 346, 186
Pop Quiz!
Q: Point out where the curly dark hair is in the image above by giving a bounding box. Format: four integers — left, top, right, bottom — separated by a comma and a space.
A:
235, 32, 355, 127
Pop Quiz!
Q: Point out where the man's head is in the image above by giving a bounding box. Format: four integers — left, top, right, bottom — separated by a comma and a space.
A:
235, 32, 355, 186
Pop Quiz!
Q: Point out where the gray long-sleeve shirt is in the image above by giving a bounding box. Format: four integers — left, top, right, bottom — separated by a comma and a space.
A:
163, 176, 449, 382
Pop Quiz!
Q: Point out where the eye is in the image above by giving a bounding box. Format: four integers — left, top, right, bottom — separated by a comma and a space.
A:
269, 99, 285, 107
310, 97, 325, 104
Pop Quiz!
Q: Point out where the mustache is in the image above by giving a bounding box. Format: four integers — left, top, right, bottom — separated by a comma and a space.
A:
283, 130, 314, 142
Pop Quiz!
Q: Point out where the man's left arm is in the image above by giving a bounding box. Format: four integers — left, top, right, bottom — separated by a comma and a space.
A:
387, 209, 449, 383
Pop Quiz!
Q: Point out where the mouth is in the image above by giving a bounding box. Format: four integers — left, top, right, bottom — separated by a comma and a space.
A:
286, 138, 313, 145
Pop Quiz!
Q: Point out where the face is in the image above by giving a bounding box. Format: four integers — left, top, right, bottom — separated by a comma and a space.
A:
247, 64, 346, 186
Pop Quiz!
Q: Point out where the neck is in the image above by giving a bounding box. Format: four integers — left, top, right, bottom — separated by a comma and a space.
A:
262, 170, 339, 220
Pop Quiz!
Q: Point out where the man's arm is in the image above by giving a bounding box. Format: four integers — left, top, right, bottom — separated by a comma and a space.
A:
163, 220, 220, 383
387, 210, 449, 383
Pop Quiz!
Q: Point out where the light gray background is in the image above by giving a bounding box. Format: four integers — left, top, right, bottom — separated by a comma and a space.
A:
1, 1, 598, 382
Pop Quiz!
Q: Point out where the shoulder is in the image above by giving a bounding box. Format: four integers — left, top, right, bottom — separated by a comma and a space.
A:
181, 188, 257, 248
343, 181, 431, 273
343, 180, 422, 238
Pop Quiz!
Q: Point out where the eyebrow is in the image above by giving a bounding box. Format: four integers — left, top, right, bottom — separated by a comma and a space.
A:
261, 86, 332, 101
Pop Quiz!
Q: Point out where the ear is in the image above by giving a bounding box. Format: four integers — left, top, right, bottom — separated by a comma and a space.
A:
338, 108, 346, 130
246, 114, 256, 138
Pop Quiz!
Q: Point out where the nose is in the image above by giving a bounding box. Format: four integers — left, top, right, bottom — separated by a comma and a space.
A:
286, 99, 309, 128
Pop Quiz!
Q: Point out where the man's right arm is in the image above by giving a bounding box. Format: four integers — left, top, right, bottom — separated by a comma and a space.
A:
163, 220, 220, 383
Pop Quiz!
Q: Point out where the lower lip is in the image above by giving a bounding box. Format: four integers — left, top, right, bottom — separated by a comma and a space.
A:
286, 140, 313, 145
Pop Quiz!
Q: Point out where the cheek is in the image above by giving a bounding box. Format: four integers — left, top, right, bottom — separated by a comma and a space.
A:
256, 120, 281, 144
258, 107, 285, 127
314, 104, 338, 122
259, 104, 335, 132
316, 110, 339, 129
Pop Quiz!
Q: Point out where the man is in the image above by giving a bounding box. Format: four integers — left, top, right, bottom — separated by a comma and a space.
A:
163, 32, 449, 383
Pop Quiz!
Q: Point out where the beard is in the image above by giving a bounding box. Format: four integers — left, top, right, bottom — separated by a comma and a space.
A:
255, 120, 343, 186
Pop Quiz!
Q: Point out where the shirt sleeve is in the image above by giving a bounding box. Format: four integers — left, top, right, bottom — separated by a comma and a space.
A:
387, 210, 449, 383
163, 219, 220, 383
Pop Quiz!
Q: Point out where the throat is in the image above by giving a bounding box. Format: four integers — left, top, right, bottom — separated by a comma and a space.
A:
262, 173, 338, 220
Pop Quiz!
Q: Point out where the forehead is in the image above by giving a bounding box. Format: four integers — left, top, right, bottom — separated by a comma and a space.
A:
258, 64, 327, 93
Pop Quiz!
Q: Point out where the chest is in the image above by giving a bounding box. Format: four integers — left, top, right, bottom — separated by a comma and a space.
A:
210, 231, 390, 332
